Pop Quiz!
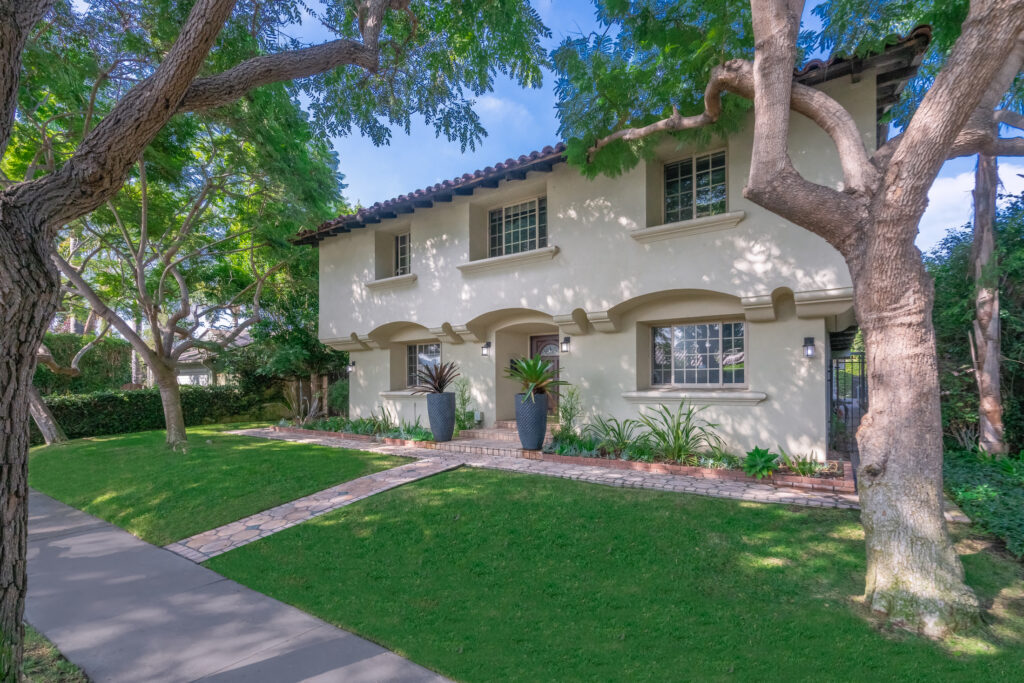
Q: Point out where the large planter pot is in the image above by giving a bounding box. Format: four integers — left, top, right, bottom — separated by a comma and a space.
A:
426, 392, 456, 442
514, 392, 549, 450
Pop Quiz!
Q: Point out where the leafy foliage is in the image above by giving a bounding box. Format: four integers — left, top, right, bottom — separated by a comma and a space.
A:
33, 332, 131, 395
29, 387, 265, 443
557, 386, 583, 433
742, 446, 779, 480
453, 378, 476, 431
945, 450, 1024, 558
583, 414, 647, 455
505, 353, 569, 400
927, 194, 1024, 451
411, 361, 461, 394
552, 0, 756, 177
778, 446, 833, 477
635, 402, 723, 465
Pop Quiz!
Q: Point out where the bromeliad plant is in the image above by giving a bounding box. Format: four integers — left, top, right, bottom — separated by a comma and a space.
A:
410, 361, 461, 394
636, 403, 723, 465
504, 354, 569, 402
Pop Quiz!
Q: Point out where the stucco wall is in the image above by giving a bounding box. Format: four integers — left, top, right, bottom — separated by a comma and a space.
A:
321, 72, 877, 457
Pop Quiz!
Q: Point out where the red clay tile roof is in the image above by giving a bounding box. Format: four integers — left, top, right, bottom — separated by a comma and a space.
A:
295, 26, 930, 246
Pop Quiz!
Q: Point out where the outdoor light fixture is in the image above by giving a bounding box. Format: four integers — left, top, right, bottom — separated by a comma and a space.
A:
347, 360, 357, 373
803, 337, 816, 358
481, 341, 492, 357
561, 336, 571, 353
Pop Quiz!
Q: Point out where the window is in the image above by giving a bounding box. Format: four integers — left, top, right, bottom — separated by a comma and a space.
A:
664, 151, 727, 223
394, 233, 410, 276
488, 197, 547, 257
406, 342, 441, 387
651, 321, 745, 386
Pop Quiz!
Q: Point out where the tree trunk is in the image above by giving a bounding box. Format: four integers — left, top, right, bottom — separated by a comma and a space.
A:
971, 154, 1005, 455
28, 386, 68, 445
853, 240, 979, 638
0, 209, 63, 680
152, 362, 188, 447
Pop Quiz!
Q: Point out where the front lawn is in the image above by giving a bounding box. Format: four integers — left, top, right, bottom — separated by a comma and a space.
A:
29, 425, 410, 545
23, 625, 87, 682
208, 468, 1024, 682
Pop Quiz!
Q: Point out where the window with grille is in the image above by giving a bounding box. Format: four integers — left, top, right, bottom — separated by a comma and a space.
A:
394, 233, 410, 276
406, 343, 441, 387
651, 321, 745, 386
664, 151, 727, 223
488, 197, 547, 257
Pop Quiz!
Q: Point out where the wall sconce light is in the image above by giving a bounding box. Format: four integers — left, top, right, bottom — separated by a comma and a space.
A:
481, 341, 492, 357
803, 337, 816, 358
561, 336, 571, 353
347, 360, 357, 373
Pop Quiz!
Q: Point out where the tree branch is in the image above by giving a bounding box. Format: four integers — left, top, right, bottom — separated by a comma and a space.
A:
179, 39, 378, 112
0, 0, 53, 158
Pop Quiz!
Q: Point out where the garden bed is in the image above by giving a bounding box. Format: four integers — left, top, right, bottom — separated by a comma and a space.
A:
270, 425, 856, 493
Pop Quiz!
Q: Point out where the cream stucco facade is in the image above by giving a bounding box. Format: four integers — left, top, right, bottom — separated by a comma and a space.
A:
315, 74, 880, 459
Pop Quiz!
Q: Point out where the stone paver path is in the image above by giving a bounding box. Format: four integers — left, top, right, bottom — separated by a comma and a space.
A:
166, 457, 463, 562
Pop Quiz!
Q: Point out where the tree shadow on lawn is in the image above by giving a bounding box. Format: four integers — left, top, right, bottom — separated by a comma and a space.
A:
206, 468, 1024, 682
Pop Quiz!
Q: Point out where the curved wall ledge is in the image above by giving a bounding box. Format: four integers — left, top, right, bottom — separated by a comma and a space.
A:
622, 389, 767, 406
365, 273, 418, 291
456, 245, 559, 275
630, 211, 746, 244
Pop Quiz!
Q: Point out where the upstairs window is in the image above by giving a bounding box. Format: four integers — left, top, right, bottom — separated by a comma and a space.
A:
651, 321, 745, 387
394, 232, 410, 276
488, 197, 547, 257
664, 151, 727, 223
406, 342, 441, 387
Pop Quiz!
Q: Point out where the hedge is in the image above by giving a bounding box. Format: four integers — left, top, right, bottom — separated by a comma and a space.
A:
30, 386, 265, 444
945, 450, 1024, 558
34, 332, 132, 395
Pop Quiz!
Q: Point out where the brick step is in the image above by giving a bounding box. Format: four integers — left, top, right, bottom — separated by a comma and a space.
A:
457, 428, 522, 441
421, 438, 543, 459
494, 420, 559, 432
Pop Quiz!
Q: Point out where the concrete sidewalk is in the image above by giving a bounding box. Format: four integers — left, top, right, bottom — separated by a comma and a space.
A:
26, 491, 448, 683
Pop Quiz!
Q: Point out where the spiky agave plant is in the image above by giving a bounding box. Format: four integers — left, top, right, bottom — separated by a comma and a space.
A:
410, 361, 461, 394
504, 353, 569, 403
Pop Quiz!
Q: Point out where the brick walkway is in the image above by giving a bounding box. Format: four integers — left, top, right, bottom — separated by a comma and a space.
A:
165, 456, 463, 562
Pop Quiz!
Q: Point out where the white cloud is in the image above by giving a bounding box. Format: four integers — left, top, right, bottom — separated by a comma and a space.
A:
917, 161, 1024, 252
474, 95, 534, 130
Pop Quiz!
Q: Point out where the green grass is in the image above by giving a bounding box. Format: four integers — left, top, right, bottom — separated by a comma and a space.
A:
23, 625, 88, 682
208, 468, 1024, 682
29, 424, 410, 545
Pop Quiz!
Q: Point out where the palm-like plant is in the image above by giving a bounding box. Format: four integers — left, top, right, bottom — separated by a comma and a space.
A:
504, 353, 569, 402
636, 402, 723, 465
410, 361, 460, 394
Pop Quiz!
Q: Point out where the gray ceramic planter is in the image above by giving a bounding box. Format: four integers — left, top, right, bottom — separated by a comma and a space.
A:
426, 392, 456, 442
515, 392, 548, 450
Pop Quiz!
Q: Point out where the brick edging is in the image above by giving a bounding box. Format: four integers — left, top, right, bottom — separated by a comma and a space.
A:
270, 426, 855, 493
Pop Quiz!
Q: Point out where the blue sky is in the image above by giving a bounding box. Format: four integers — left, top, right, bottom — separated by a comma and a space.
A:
299, 1, 1024, 252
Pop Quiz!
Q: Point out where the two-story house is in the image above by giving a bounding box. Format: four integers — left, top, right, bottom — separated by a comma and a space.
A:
295, 29, 928, 459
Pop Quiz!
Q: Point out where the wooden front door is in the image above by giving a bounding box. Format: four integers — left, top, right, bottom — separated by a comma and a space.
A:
530, 334, 560, 417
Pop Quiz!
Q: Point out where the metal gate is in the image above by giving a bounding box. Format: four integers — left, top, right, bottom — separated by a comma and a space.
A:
828, 352, 867, 453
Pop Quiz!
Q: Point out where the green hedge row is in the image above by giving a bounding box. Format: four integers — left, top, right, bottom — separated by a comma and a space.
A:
34, 332, 132, 395
30, 386, 265, 444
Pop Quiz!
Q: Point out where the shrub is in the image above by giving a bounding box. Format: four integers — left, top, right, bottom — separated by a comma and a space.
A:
636, 403, 723, 465
34, 332, 132, 395
583, 415, 646, 456
699, 447, 742, 470
31, 386, 263, 443
558, 387, 583, 433
453, 378, 476, 431
385, 417, 434, 442
778, 446, 830, 476
545, 430, 600, 457
742, 447, 779, 480
327, 380, 349, 416
622, 440, 655, 462
945, 450, 1024, 558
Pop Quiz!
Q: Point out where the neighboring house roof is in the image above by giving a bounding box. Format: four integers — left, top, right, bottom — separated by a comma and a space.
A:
176, 329, 253, 364
295, 26, 930, 247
